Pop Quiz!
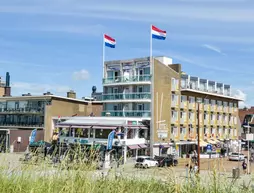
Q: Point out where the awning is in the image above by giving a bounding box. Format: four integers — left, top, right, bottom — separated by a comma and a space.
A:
128, 145, 140, 149
199, 140, 208, 147
139, 144, 147, 148
207, 140, 217, 145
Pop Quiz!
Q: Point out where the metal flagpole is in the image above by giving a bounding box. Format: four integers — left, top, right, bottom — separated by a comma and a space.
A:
102, 34, 105, 78
150, 24, 154, 157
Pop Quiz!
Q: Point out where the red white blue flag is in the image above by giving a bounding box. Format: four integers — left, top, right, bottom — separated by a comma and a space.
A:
151, 25, 166, 40
104, 34, 116, 48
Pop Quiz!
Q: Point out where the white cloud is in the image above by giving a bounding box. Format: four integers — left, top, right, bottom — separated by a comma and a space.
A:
232, 89, 248, 108
0, 2, 254, 23
72, 69, 90, 81
11, 82, 71, 95
202, 44, 226, 55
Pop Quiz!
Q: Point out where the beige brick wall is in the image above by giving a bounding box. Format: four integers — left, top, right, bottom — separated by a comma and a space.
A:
152, 60, 181, 143
0, 87, 4, 97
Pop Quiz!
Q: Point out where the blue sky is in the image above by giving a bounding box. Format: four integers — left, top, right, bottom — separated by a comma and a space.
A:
0, 0, 253, 107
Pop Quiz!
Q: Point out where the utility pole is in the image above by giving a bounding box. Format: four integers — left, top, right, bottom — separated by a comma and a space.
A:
247, 121, 250, 174
197, 101, 201, 173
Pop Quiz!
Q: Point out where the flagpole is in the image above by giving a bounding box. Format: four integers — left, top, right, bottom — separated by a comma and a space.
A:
102, 34, 105, 78
150, 24, 154, 157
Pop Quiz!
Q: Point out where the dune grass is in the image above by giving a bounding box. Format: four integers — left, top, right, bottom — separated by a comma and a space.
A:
0, 146, 253, 193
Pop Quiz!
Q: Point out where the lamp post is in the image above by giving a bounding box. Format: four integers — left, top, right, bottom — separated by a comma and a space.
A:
197, 99, 202, 173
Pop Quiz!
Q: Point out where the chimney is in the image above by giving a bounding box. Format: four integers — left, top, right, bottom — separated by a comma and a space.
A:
67, 90, 76, 99
4, 72, 11, 97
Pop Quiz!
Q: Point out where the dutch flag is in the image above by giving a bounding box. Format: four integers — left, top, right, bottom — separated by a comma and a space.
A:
104, 34, 116, 48
151, 25, 166, 40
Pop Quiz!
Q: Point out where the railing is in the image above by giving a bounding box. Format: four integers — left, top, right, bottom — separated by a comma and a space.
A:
102, 92, 151, 100
171, 117, 178, 124
0, 122, 44, 127
188, 103, 195, 110
103, 75, 151, 84
102, 110, 151, 117
210, 105, 216, 112
204, 104, 210, 111
181, 84, 231, 97
180, 118, 186, 124
223, 106, 228, 113
171, 101, 178, 108
180, 133, 185, 140
180, 102, 187, 109
0, 108, 44, 113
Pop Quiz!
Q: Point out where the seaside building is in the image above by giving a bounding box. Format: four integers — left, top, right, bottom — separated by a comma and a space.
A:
101, 56, 241, 157
0, 91, 102, 152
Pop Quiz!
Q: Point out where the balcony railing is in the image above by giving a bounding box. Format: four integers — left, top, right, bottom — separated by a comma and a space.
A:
180, 118, 187, 124
0, 108, 44, 114
223, 106, 228, 113
102, 110, 151, 117
102, 92, 151, 100
171, 117, 178, 124
204, 104, 210, 111
0, 122, 44, 127
188, 103, 195, 110
171, 100, 178, 108
210, 105, 216, 112
103, 75, 151, 84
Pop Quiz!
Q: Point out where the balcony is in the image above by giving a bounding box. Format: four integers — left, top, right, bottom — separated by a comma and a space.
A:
210, 119, 215, 125
229, 107, 233, 113
204, 119, 209, 126
102, 92, 151, 101
102, 110, 151, 117
180, 117, 187, 125
180, 102, 187, 109
103, 75, 151, 85
223, 106, 228, 113
0, 122, 44, 127
171, 100, 178, 108
204, 104, 210, 111
0, 108, 44, 114
171, 117, 178, 124
189, 117, 195, 125
180, 133, 186, 140
188, 102, 195, 110
210, 105, 216, 112
217, 106, 223, 112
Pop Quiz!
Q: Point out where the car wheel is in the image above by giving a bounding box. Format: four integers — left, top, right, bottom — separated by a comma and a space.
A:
144, 164, 148, 169
155, 163, 158, 167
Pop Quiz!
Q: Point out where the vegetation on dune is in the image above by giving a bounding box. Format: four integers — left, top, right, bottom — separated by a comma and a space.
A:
0, 146, 253, 193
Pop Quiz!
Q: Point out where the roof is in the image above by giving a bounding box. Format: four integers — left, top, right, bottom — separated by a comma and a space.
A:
0, 95, 102, 104
181, 88, 242, 101
56, 116, 148, 128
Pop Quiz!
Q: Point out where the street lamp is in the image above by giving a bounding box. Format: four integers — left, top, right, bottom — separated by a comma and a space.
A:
197, 98, 202, 173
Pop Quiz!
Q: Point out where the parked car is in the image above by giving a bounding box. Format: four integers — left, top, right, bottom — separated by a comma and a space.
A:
154, 155, 178, 167
228, 153, 245, 161
135, 156, 158, 169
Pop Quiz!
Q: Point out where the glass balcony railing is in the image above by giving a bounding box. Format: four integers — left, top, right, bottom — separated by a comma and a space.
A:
103, 75, 151, 84
102, 92, 151, 100
102, 110, 151, 117
0, 122, 44, 127
0, 108, 44, 113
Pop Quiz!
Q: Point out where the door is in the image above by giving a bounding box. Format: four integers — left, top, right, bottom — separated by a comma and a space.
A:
114, 71, 119, 81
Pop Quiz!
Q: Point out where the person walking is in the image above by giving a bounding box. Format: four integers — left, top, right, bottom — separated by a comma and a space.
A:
242, 160, 247, 174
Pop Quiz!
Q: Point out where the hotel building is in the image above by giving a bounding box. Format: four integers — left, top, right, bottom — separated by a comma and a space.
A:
102, 56, 241, 157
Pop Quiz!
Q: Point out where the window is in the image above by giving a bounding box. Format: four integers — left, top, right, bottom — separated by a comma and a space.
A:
204, 113, 207, 120
181, 95, 187, 102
